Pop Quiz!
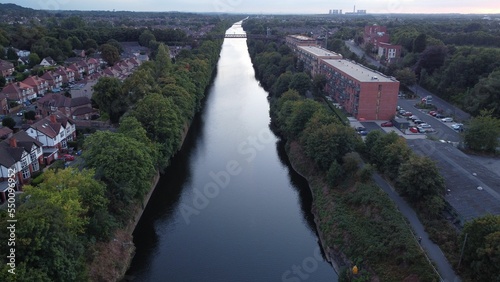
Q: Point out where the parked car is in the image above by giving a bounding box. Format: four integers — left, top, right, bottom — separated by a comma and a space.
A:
414, 119, 425, 124
358, 130, 368, 136
417, 123, 432, 128
355, 126, 366, 132
428, 111, 437, 116
62, 154, 75, 161
435, 113, 445, 119
409, 126, 419, 133
451, 123, 463, 129
381, 121, 393, 127
402, 112, 413, 117
441, 117, 453, 122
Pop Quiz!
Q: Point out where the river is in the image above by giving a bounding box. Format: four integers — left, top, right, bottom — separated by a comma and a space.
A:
126, 21, 338, 282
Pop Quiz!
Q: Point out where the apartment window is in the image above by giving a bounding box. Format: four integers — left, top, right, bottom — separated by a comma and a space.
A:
378, 85, 382, 91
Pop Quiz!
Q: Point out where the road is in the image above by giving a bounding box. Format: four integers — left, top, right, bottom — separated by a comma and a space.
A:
344, 40, 383, 68
372, 172, 461, 282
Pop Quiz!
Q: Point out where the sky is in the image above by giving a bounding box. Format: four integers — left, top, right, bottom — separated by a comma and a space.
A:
2, 0, 499, 14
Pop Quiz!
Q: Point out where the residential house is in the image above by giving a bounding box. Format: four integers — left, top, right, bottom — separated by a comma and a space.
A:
40, 56, 56, 67
285, 35, 317, 50
363, 25, 390, 49
17, 56, 30, 65
0, 93, 8, 115
377, 42, 402, 64
73, 49, 85, 57
67, 62, 85, 80
26, 112, 76, 154
0, 60, 14, 77
295, 45, 342, 76
0, 127, 13, 140
0, 82, 36, 103
16, 50, 30, 57
0, 131, 44, 202
54, 67, 75, 84
36, 93, 95, 119
22, 76, 49, 96
41, 71, 63, 90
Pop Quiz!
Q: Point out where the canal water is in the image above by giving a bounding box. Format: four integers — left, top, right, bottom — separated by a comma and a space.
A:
126, 21, 338, 282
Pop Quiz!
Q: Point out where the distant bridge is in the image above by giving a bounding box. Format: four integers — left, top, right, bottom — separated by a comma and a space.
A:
225, 33, 247, 38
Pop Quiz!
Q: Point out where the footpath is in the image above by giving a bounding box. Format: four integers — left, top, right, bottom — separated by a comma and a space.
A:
371, 172, 460, 282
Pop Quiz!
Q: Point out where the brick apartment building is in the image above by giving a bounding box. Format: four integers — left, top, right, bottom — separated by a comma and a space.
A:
295, 45, 343, 76
320, 59, 399, 120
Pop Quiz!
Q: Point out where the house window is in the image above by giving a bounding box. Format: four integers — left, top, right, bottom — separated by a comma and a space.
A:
31, 156, 39, 172
21, 157, 28, 168
61, 139, 67, 148
22, 167, 30, 180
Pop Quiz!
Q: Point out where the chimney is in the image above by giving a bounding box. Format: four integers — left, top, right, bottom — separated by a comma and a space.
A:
50, 114, 57, 123
9, 137, 17, 148
16, 82, 20, 86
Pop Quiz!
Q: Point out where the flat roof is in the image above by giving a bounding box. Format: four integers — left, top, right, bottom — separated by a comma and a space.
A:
297, 46, 342, 59
288, 35, 315, 41
322, 59, 397, 83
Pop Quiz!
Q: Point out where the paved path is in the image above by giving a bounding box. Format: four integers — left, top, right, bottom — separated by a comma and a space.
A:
371, 173, 460, 282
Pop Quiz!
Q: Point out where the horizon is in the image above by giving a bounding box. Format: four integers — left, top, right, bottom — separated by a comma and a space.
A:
1, 1, 499, 15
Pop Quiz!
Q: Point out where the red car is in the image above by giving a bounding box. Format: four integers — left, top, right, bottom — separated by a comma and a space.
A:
62, 154, 75, 161
409, 126, 418, 133
428, 111, 437, 116
402, 112, 413, 117
381, 121, 393, 127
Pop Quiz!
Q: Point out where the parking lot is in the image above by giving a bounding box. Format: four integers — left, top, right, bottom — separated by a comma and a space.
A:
397, 97, 461, 143
408, 139, 500, 224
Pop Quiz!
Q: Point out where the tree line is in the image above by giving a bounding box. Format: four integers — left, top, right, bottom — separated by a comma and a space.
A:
0, 19, 229, 281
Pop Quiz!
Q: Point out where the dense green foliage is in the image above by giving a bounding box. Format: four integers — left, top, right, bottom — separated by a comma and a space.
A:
0, 169, 111, 282
463, 110, 500, 153
460, 215, 500, 281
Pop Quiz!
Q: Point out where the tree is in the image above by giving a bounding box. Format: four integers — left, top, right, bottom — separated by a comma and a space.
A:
99, 44, 120, 66
6, 47, 18, 60
312, 74, 327, 96
460, 215, 500, 281
83, 131, 155, 223
154, 43, 171, 78
464, 70, 500, 118
25, 110, 36, 120
139, 29, 156, 47
397, 155, 445, 203
131, 93, 183, 168
2, 116, 15, 129
395, 67, 417, 87
464, 109, 500, 153
289, 72, 311, 96
92, 77, 127, 123
28, 52, 41, 68
412, 33, 427, 53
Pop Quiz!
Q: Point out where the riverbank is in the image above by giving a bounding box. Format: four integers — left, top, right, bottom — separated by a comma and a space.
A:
284, 140, 439, 281
87, 170, 161, 282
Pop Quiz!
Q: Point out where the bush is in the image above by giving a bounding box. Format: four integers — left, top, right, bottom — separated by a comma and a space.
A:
327, 160, 343, 187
